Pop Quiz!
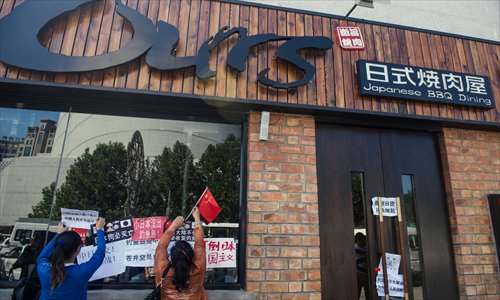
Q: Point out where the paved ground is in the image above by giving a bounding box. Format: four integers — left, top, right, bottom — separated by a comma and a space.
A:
0, 288, 256, 299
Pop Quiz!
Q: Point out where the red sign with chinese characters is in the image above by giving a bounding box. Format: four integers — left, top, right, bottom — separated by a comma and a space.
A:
131, 217, 166, 241
72, 227, 87, 245
336, 26, 365, 50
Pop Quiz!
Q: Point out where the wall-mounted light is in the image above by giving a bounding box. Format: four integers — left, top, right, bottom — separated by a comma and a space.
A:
259, 111, 270, 141
357, 0, 374, 8
346, 0, 375, 19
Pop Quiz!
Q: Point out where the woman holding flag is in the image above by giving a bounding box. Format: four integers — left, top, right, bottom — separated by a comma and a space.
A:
154, 207, 207, 300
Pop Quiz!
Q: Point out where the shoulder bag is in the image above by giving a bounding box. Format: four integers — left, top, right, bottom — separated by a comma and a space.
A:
11, 265, 41, 300
144, 264, 171, 300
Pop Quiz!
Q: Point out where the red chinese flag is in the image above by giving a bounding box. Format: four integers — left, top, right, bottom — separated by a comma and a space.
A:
197, 187, 222, 223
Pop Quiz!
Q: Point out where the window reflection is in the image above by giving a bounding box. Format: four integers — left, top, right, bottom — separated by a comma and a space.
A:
351, 172, 369, 300
0, 108, 241, 286
402, 175, 424, 300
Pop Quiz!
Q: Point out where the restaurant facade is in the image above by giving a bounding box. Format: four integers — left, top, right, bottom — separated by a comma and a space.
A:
0, 0, 498, 299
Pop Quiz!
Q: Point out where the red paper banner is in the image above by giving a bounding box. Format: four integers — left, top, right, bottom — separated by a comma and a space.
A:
71, 227, 87, 245
131, 217, 166, 241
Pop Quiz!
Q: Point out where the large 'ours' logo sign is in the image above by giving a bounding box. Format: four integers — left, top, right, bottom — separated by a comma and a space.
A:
0, 0, 333, 89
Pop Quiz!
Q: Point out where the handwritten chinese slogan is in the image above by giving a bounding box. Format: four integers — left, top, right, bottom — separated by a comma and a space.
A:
124, 239, 159, 267
205, 238, 236, 268
166, 238, 237, 269
90, 217, 134, 245
371, 197, 398, 217
131, 217, 165, 241
376, 253, 404, 297
61, 208, 98, 229
77, 240, 127, 282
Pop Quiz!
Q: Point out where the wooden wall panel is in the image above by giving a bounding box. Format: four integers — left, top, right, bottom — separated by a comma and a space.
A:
276, 10, 287, 103
266, 8, 277, 102
0, 0, 498, 124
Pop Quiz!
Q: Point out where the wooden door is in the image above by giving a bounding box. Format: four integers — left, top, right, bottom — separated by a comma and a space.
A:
316, 124, 458, 300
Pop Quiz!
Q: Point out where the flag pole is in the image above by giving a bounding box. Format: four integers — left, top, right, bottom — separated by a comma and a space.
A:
396, 197, 410, 300
184, 187, 208, 220
378, 197, 390, 300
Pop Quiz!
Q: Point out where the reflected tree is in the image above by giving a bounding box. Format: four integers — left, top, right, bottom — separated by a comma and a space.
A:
124, 131, 145, 217
197, 134, 241, 223
32, 142, 127, 220
138, 141, 200, 219
351, 173, 365, 227
29, 182, 57, 219
32, 134, 241, 223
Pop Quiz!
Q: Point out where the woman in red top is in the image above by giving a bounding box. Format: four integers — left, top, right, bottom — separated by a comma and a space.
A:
154, 207, 207, 300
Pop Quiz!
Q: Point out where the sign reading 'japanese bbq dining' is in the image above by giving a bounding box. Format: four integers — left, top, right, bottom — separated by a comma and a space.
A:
357, 60, 494, 109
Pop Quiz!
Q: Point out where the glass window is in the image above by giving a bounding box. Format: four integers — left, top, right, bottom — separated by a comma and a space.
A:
0, 107, 242, 288
13, 230, 32, 244
23, 147, 31, 156
351, 172, 370, 300
402, 174, 424, 300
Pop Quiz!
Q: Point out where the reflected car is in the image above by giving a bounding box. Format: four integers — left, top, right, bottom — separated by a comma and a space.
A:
0, 237, 13, 256
0, 245, 27, 280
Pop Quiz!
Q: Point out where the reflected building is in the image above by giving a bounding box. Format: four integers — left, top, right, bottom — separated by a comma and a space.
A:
0, 136, 23, 162
16, 119, 57, 157
0, 112, 239, 227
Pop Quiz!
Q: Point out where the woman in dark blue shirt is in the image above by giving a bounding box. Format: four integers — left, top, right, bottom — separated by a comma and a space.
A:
37, 217, 106, 300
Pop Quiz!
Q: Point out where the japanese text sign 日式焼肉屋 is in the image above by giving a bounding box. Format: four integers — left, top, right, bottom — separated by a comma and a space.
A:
357, 60, 494, 109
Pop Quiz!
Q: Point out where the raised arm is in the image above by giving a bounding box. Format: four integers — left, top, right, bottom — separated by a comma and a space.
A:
81, 217, 107, 279
192, 207, 206, 269
154, 216, 183, 284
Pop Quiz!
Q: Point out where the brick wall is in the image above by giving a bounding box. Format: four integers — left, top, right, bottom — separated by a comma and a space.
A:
440, 128, 500, 299
246, 112, 321, 300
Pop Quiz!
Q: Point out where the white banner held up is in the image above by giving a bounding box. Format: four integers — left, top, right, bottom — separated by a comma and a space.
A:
124, 239, 159, 267
77, 240, 127, 281
61, 208, 98, 229
371, 197, 398, 217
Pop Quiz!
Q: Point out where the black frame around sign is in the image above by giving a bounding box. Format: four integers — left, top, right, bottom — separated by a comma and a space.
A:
357, 60, 495, 109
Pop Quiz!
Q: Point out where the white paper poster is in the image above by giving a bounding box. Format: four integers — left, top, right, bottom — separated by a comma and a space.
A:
77, 240, 127, 282
376, 273, 405, 297
371, 197, 398, 217
124, 239, 159, 267
205, 238, 237, 268
61, 208, 98, 229
164, 238, 237, 268
376, 253, 404, 297
377, 253, 401, 275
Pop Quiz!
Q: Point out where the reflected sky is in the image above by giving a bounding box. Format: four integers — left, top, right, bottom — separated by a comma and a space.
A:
0, 108, 59, 138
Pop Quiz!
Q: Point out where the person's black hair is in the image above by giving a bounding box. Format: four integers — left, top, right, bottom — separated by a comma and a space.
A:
170, 240, 194, 292
355, 232, 367, 247
50, 231, 81, 290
